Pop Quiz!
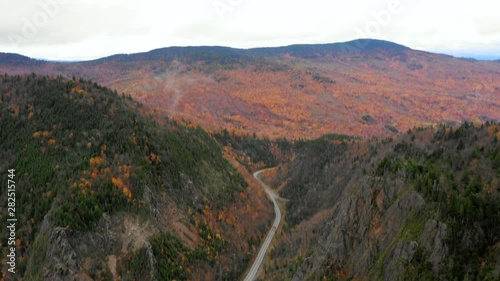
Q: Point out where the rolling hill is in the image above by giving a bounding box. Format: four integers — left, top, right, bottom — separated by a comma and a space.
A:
1, 39, 499, 139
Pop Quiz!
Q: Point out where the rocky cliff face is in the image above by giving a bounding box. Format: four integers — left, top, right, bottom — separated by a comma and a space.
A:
291, 178, 434, 281
264, 124, 500, 280
27, 214, 122, 281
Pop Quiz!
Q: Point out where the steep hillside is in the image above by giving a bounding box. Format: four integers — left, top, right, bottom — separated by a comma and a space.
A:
261, 123, 500, 280
1, 39, 499, 139
0, 74, 273, 280
213, 129, 302, 172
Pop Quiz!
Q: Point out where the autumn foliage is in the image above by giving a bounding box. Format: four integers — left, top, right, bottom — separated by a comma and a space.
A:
1, 40, 498, 140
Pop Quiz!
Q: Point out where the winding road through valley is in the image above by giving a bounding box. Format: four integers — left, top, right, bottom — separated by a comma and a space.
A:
243, 170, 282, 281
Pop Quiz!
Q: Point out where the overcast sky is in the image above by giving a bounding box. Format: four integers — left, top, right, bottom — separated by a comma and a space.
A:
1, 0, 499, 61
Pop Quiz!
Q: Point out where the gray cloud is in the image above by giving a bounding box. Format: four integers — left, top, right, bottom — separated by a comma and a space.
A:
0, 0, 498, 60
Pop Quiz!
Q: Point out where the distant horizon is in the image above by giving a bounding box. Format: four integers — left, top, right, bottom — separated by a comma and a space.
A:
3, 0, 498, 61
2, 39, 499, 63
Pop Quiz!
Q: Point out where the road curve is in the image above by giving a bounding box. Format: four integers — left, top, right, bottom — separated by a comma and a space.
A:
243, 170, 282, 281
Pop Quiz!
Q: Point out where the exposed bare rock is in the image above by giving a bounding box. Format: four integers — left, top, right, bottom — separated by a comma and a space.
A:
291, 177, 427, 281
419, 220, 448, 271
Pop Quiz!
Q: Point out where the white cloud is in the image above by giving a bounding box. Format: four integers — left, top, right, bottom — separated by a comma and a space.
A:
0, 0, 498, 60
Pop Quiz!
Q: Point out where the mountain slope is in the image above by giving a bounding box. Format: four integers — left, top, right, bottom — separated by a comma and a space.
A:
0, 53, 45, 66
262, 123, 500, 280
0, 74, 273, 280
247, 39, 411, 59
0, 39, 498, 139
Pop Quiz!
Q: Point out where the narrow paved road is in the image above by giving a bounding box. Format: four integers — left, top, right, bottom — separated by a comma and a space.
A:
243, 170, 282, 281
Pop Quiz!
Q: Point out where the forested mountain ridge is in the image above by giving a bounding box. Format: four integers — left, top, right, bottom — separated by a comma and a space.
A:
1, 39, 499, 280
0, 53, 45, 66
262, 122, 500, 280
0, 74, 273, 280
1, 39, 499, 139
